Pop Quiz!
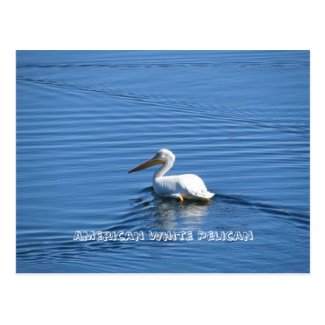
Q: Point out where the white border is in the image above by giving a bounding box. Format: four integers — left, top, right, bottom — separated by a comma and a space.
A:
1, 0, 324, 324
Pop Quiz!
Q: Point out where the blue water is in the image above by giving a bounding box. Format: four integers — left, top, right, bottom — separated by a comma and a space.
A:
16, 50, 309, 273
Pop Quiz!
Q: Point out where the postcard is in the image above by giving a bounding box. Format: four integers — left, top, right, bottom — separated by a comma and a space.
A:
16, 50, 310, 273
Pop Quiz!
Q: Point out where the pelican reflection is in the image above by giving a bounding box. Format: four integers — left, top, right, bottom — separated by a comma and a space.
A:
130, 189, 212, 229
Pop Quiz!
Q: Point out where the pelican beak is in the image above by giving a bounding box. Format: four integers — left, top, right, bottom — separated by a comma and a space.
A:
128, 155, 164, 173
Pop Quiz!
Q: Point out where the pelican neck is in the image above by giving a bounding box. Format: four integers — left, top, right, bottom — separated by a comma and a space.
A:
154, 159, 174, 179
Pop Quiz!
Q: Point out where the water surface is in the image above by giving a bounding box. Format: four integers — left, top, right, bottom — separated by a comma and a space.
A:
16, 50, 309, 272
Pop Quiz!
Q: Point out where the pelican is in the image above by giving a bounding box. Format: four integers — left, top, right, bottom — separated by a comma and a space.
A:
128, 149, 214, 202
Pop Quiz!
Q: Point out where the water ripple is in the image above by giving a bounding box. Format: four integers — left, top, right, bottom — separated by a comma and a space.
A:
17, 75, 309, 136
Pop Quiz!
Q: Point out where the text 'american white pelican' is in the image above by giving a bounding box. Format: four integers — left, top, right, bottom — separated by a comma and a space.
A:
128, 149, 215, 202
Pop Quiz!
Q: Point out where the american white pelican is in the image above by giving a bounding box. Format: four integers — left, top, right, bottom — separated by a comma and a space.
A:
128, 149, 215, 202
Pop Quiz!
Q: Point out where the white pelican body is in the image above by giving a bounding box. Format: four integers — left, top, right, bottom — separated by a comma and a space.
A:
128, 149, 214, 201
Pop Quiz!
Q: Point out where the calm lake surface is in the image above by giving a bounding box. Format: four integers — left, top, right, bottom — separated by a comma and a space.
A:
16, 51, 309, 273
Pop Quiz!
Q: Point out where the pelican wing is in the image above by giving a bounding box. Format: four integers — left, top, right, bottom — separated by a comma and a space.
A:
154, 174, 214, 200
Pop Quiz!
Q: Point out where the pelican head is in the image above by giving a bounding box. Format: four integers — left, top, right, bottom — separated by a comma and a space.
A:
128, 148, 175, 174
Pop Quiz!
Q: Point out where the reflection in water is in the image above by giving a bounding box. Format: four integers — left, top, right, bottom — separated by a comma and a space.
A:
130, 187, 212, 229
154, 195, 210, 218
